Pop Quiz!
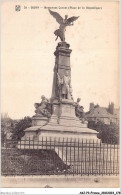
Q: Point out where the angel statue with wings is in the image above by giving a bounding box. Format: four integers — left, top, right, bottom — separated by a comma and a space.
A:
49, 9, 79, 42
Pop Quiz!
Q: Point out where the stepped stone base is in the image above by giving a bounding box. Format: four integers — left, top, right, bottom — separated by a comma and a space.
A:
23, 100, 99, 142
32, 115, 48, 126
40, 101, 98, 140
38, 129, 99, 141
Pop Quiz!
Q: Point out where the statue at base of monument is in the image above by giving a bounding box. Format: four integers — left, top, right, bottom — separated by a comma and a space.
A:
34, 95, 52, 118
57, 71, 73, 100
75, 98, 86, 122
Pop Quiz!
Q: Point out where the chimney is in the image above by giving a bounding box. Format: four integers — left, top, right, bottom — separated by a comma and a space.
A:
89, 103, 94, 111
109, 102, 114, 115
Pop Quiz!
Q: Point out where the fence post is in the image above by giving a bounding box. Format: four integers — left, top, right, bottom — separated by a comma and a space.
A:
33, 138, 34, 150
61, 137, 64, 174
36, 138, 39, 175
23, 137, 26, 175
65, 138, 68, 176
113, 143, 115, 175
117, 144, 119, 175
46, 136, 47, 150
42, 136, 43, 149
77, 138, 79, 175
6, 137, 8, 175
53, 137, 56, 175
99, 141, 101, 175
58, 137, 60, 157
81, 139, 83, 176
85, 139, 87, 175
110, 143, 112, 175
88, 140, 90, 176
92, 140, 94, 175
70, 138, 72, 175
106, 142, 108, 175
74, 138, 76, 176
96, 140, 98, 175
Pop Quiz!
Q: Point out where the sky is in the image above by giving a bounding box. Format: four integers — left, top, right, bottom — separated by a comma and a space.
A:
1, 1, 119, 119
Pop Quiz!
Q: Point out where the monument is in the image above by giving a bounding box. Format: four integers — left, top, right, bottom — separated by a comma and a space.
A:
22, 9, 98, 142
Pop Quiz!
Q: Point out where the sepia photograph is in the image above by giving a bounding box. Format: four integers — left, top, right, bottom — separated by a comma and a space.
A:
1, 1, 120, 190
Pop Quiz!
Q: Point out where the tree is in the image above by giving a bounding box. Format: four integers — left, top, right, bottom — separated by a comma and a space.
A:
12, 117, 32, 140
1, 125, 6, 147
1, 113, 12, 146
88, 121, 119, 144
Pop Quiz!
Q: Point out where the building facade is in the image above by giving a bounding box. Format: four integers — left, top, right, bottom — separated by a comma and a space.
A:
86, 102, 119, 125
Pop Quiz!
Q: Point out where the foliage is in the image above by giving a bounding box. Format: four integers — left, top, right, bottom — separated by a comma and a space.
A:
1, 113, 13, 146
12, 117, 32, 141
88, 121, 119, 144
1, 129, 6, 147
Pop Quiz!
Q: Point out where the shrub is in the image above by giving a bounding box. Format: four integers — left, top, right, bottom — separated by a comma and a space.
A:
88, 121, 119, 144
12, 116, 32, 141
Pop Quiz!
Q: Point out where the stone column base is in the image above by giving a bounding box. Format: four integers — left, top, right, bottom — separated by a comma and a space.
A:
32, 115, 48, 126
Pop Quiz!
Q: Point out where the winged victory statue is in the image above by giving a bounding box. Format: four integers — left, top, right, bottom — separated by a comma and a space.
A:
49, 9, 79, 42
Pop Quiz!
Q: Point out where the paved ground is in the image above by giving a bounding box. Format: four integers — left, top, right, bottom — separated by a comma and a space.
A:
1, 175, 120, 188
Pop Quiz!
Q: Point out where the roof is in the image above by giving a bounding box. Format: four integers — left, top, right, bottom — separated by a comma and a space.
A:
86, 107, 116, 118
113, 108, 120, 118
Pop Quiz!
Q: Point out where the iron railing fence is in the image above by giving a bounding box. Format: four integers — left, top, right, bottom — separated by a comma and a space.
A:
2, 137, 119, 176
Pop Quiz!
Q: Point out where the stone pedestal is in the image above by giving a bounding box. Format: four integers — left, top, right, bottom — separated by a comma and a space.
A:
38, 130, 98, 142
23, 116, 48, 139
40, 100, 98, 141
21, 126, 39, 140
32, 115, 48, 126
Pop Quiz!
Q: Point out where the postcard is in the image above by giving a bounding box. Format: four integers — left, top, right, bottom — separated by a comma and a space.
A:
1, 0, 120, 192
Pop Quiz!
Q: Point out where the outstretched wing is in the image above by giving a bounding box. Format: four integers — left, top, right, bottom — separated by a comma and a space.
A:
67, 16, 79, 24
49, 9, 63, 24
